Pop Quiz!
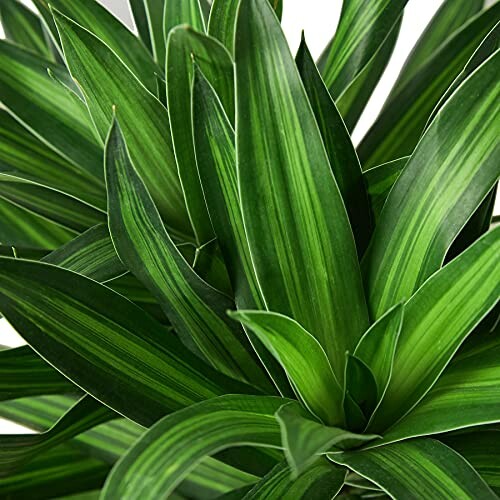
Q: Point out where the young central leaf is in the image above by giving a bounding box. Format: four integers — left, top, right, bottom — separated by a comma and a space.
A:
235, 0, 369, 381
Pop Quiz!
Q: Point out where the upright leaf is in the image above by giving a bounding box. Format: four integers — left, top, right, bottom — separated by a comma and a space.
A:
235, 0, 369, 382
53, 11, 191, 238
363, 50, 500, 318
164, 0, 205, 39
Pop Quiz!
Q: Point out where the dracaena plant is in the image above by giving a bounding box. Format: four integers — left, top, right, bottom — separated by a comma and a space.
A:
0, 0, 499, 497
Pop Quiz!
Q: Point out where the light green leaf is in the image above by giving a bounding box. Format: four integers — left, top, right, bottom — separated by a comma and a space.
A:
53, 11, 191, 239
329, 438, 496, 499
363, 50, 500, 318
231, 310, 343, 426
0, 257, 251, 427
296, 36, 372, 255
276, 403, 378, 477
105, 118, 269, 389
0, 0, 54, 60
235, 0, 369, 381
318, 0, 408, 97
0, 41, 103, 180
164, 0, 205, 40
102, 395, 287, 499
242, 459, 345, 500
358, 4, 500, 168
368, 228, 500, 432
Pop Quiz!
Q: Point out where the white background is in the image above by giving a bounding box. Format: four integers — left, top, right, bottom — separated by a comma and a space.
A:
0, 1, 498, 432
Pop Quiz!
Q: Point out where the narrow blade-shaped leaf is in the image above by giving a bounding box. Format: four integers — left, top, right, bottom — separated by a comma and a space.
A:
102, 395, 287, 499
363, 50, 500, 318
296, 36, 372, 255
53, 11, 191, 238
235, 0, 369, 381
231, 310, 343, 426
368, 228, 500, 432
164, 0, 205, 38
329, 438, 496, 499
0, 257, 251, 426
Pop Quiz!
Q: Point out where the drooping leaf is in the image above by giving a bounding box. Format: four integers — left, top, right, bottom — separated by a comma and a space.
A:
358, 4, 500, 168
318, 0, 408, 97
242, 459, 345, 500
235, 0, 369, 382
363, 50, 500, 318
231, 311, 343, 426
0, 257, 252, 427
368, 228, 500, 432
53, 11, 191, 239
0, 0, 53, 60
101, 395, 287, 499
296, 36, 372, 255
329, 438, 496, 499
0, 41, 103, 180
275, 403, 378, 477
164, 0, 205, 40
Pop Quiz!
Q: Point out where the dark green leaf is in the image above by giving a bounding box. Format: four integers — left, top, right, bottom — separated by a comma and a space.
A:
235, 0, 369, 382
344, 354, 378, 421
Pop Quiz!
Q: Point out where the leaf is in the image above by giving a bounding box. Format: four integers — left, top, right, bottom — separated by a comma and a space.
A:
166, 26, 235, 244
296, 36, 372, 255
318, 0, 408, 97
363, 50, 500, 319
33, 0, 160, 94
344, 354, 378, 421
367, 228, 500, 432
381, 332, 500, 444
0, 110, 105, 209
164, 0, 205, 39
354, 303, 404, 405
0, 346, 76, 402
276, 403, 378, 477
231, 311, 343, 426
235, 0, 369, 382
105, 118, 269, 388
242, 459, 345, 500
329, 438, 496, 499
362, 157, 409, 224
0, 41, 103, 179
53, 11, 191, 239
358, 4, 500, 168
0, 0, 54, 60
0, 173, 105, 233
0, 257, 252, 427
0, 395, 115, 475
101, 395, 287, 499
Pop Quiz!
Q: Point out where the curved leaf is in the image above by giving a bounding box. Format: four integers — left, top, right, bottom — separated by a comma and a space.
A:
363, 50, 500, 318
235, 0, 369, 381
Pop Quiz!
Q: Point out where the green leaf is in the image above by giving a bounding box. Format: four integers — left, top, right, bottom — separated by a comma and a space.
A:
166, 26, 235, 244
0, 173, 105, 233
231, 311, 343, 426
33, 0, 160, 94
102, 395, 287, 499
242, 459, 345, 500
358, 4, 500, 168
235, 0, 369, 382
0, 0, 54, 60
164, 0, 205, 39
296, 36, 372, 255
0, 110, 105, 209
368, 228, 500, 432
105, 118, 269, 388
0, 41, 103, 180
53, 11, 191, 239
318, 0, 408, 97
363, 50, 500, 318
0, 257, 252, 426
276, 403, 378, 477
381, 332, 500, 444
362, 157, 409, 224
442, 429, 500, 495
0, 346, 76, 402
354, 303, 404, 405
0, 395, 115, 475
329, 438, 496, 499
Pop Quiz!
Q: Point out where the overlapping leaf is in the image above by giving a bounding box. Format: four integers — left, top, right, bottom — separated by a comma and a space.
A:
163, 0, 205, 39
